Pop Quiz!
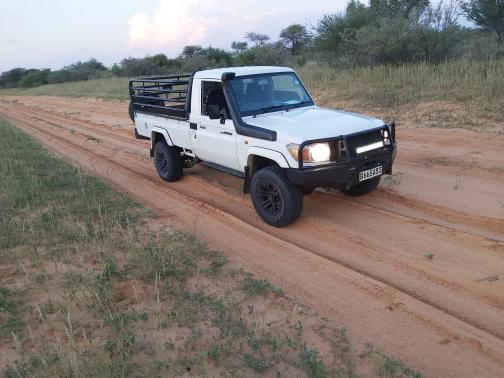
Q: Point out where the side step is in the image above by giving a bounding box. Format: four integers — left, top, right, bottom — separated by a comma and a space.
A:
203, 162, 245, 178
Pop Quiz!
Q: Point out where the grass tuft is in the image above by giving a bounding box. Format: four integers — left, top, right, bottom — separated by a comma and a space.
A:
0, 117, 421, 376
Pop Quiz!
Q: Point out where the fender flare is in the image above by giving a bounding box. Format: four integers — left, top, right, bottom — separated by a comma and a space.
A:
150, 127, 174, 157
243, 147, 291, 193
246, 147, 290, 169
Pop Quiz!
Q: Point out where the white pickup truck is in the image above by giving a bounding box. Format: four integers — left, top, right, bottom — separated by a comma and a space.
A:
129, 66, 397, 226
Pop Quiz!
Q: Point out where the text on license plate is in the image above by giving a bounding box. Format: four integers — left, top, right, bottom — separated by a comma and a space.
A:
359, 166, 382, 182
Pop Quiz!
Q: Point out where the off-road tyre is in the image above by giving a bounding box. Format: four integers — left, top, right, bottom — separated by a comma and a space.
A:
154, 141, 183, 182
341, 176, 380, 197
250, 166, 303, 227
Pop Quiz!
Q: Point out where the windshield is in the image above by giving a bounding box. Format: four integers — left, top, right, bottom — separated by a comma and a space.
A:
229, 72, 313, 117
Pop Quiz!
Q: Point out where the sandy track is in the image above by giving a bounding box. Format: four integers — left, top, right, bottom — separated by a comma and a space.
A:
1, 96, 503, 377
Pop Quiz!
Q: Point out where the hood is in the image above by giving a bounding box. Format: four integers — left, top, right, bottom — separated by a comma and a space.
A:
244, 106, 384, 143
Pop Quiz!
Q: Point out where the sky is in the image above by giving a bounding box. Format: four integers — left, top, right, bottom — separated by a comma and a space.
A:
0, 0, 347, 72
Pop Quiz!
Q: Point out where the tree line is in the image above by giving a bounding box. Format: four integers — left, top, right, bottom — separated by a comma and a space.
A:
1, 0, 502, 89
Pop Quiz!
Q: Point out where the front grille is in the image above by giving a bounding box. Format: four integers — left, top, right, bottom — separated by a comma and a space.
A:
345, 128, 385, 158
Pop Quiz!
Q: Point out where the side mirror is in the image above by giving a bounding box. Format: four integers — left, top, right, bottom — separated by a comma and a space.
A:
208, 104, 220, 120
220, 114, 226, 125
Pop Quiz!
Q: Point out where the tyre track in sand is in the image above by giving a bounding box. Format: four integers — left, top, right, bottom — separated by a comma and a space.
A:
1, 96, 504, 377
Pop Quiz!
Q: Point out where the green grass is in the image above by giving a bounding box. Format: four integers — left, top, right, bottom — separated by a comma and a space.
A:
0, 77, 129, 100
0, 116, 420, 376
360, 343, 423, 378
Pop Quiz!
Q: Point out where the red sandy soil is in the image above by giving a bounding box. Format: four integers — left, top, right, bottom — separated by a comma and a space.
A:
0, 96, 503, 377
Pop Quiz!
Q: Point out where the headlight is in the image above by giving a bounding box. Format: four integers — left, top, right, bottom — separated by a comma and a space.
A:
308, 143, 331, 162
287, 143, 331, 163
381, 129, 391, 145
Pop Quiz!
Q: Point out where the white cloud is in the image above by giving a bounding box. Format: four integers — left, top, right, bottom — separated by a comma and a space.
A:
127, 0, 345, 56
128, 0, 213, 50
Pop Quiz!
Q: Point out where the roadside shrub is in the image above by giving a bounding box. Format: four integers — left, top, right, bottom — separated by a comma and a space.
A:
113, 55, 182, 77
18, 69, 50, 88
235, 44, 291, 66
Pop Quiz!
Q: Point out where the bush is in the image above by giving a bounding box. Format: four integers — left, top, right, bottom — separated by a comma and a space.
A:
455, 29, 504, 59
113, 55, 182, 77
235, 44, 291, 66
18, 69, 50, 88
60, 58, 107, 81
352, 17, 424, 65
0, 68, 28, 88
315, 0, 501, 66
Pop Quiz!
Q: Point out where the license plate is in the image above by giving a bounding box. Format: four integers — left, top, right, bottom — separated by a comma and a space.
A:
359, 166, 382, 182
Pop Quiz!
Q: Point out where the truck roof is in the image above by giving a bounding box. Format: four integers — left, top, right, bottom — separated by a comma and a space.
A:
194, 66, 294, 80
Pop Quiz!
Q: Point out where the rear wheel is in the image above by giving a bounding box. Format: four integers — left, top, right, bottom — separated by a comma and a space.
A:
341, 176, 380, 197
154, 141, 183, 182
251, 166, 303, 227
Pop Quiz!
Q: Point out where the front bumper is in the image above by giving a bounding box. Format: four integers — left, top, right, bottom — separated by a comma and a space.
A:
286, 143, 397, 189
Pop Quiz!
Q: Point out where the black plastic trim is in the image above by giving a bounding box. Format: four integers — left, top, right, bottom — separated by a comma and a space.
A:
287, 145, 397, 189
221, 72, 277, 141
297, 124, 395, 169
190, 122, 197, 130
185, 70, 198, 117
203, 162, 245, 178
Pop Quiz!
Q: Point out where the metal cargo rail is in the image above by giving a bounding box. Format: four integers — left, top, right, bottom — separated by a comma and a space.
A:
129, 74, 191, 119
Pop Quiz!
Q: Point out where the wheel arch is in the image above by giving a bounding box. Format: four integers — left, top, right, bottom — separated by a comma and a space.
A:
150, 128, 174, 157
243, 147, 290, 193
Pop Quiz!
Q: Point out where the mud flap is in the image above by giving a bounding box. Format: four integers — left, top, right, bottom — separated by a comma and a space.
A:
243, 166, 251, 194
134, 128, 150, 141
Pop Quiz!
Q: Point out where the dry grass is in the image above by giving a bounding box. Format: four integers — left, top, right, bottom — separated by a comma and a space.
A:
0, 77, 129, 100
299, 59, 504, 108
1, 60, 502, 130
0, 117, 420, 377
299, 59, 504, 131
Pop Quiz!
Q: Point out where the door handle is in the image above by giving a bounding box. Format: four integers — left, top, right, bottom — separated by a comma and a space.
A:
220, 131, 232, 135
200, 125, 207, 129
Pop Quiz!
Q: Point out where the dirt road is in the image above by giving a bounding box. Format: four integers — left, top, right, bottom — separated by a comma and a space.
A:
1, 96, 503, 377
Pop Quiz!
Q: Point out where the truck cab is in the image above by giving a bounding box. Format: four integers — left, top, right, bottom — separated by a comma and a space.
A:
129, 66, 397, 227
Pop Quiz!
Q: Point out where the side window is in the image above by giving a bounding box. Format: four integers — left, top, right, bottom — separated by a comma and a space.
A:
201, 81, 229, 118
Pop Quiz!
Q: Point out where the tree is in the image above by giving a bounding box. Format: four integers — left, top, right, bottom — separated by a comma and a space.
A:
315, 1, 375, 56
235, 45, 290, 66
369, 0, 430, 19
181, 45, 203, 58
0, 68, 27, 88
60, 58, 107, 81
280, 24, 310, 55
244, 32, 271, 46
231, 41, 248, 54
18, 69, 50, 88
202, 47, 233, 66
150, 54, 170, 67
462, 0, 504, 44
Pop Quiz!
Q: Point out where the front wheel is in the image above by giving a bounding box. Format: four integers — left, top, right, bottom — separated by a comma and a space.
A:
341, 176, 380, 197
154, 141, 183, 182
250, 166, 303, 227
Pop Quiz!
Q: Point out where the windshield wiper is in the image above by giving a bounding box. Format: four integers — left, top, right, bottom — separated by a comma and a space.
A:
255, 104, 289, 115
290, 100, 313, 109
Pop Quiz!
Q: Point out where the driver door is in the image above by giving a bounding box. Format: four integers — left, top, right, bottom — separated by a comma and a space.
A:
191, 81, 239, 171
